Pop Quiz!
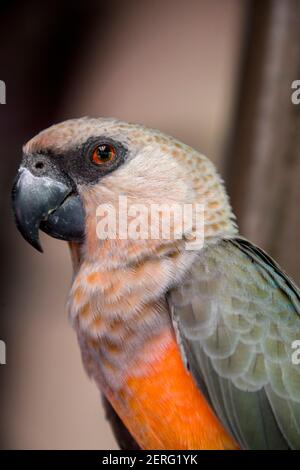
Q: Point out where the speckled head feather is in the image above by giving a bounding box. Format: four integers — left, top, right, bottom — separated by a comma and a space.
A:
24, 117, 237, 250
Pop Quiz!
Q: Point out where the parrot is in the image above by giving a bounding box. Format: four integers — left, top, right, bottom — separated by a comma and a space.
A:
11, 117, 300, 450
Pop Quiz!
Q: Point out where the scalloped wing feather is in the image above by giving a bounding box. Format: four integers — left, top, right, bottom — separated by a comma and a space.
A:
168, 238, 300, 449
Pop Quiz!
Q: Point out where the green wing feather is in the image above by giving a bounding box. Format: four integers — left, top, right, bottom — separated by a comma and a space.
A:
168, 237, 300, 449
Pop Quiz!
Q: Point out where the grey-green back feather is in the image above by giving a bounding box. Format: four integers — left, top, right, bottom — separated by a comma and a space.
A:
168, 237, 300, 449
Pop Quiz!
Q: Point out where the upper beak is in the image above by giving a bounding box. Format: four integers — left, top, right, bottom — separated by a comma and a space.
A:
12, 168, 85, 252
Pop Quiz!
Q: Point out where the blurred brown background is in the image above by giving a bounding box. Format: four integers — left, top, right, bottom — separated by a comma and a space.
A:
0, 0, 299, 449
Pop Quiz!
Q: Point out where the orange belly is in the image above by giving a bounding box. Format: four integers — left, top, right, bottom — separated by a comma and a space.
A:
107, 329, 239, 450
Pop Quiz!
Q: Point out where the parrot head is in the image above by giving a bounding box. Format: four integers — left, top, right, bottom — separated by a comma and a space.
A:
12, 117, 236, 257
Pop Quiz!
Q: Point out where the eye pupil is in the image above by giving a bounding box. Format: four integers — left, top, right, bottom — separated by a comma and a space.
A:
92, 144, 116, 165
96, 147, 110, 160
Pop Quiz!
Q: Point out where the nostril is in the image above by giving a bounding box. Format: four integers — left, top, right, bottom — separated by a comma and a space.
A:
35, 161, 44, 170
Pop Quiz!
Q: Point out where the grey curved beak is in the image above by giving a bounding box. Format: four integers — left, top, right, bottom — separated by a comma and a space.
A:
12, 168, 85, 252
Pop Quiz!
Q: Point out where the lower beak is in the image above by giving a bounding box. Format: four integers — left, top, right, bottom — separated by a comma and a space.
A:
12, 168, 85, 252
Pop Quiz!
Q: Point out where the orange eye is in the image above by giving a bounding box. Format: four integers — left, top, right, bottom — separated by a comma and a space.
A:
92, 144, 116, 165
